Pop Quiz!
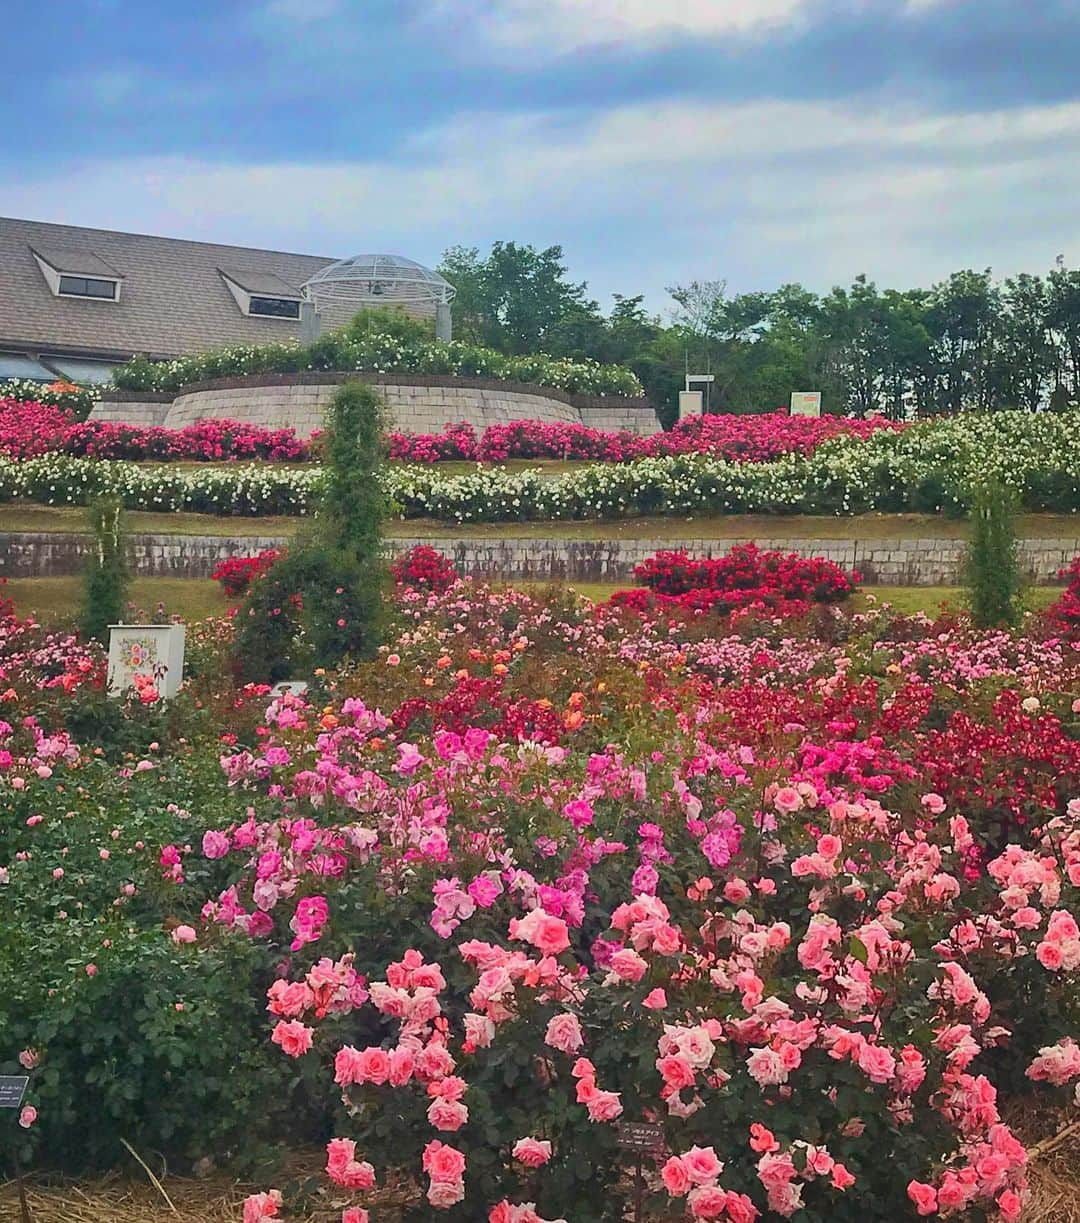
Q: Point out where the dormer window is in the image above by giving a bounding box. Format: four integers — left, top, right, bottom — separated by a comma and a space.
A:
220, 268, 302, 320
249, 295, 301, 319
32, 245, 122, 302
58, 275, 119, 300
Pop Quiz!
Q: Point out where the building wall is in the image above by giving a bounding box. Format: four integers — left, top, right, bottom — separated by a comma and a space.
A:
1, 530, 1074, 587
91, 373, 661, 436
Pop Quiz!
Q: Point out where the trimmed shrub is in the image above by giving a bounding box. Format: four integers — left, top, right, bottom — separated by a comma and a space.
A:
78, 497, 129, 643
965, 479, 1021, 628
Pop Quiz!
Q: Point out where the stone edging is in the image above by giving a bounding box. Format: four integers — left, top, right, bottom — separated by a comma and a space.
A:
1, 530, 1077, 587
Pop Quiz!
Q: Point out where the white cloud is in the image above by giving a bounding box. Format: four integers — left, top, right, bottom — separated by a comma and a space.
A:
422, 0, 955, 55
5, 95, 1080, 307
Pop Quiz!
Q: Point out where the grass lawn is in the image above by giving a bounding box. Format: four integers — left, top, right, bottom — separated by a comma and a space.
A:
5, 576, 1055, 626
4, 504, 1080, 542
4, 577, 231, 624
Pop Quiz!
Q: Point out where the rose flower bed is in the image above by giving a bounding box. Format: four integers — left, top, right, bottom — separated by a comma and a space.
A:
604, 544, 859, 620
1, 582, 1079, 1222
0, 398, 311, 462
388, 412, 903, 465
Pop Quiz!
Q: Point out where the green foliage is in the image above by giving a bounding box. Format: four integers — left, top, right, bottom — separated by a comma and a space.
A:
965, 479, 1021, 628
320, 380, 386, 563
78, 497, 129, 643
107, 319, 642, 399
0, 757, 314, 1176
233, 382, 387, 680
344, 304, 433, 345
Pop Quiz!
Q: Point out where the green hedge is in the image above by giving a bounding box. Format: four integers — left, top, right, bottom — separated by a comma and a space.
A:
109, 331, 645, 399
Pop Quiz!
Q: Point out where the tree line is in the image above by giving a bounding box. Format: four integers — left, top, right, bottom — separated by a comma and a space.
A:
438, 244, 1080, 425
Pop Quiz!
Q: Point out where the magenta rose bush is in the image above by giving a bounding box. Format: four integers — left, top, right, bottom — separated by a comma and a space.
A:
387, 412, 903, 466
0, 398, 311, 462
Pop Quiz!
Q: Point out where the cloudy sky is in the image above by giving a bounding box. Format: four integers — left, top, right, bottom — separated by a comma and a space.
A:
3, 0, 1079, 312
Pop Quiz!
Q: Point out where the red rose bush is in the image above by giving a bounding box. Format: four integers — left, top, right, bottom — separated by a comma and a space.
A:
604, 543, 859, 621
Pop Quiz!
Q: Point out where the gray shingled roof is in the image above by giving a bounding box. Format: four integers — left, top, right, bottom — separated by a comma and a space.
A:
0, 217, 347, 360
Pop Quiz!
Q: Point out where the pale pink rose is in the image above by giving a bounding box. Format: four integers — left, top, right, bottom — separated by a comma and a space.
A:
423, 1140, 467, 1181
1037, 941, 1065, 971
342, 1209, 370, 1223
585, 1090, 623, 1122
427, 1178, 465, 1208
267, 979, 314, 1018
355, 1046, 392, 1084
271, 1020, 313, 1058
657, 1055, 696, 1090
687, 1184, 729, 1218
723, 878, 751, 903
388, 1046, 417, 1086
907, 1181, 938, 1216
643, 988, 667, 1009
724, 1192, 759, 1223
746, 1047, 787, 1087
18, 1049, 39, 1070
682, 1145, 723, 1185
609, 948, 648, 982
921, 793, 946, 814
427, 1098, 468, 1131
652, 924, 682, 956
661, 1156, 691, 1196
242, 1190, 282, 1222
817, 834, 842, 859
545, 1012, 584, 1053
832, 1163, 856, 1190
774, 786, 803, 814
997, 1189, 1023, 1220
18, 1105, 37, 1129
513, 1137, 553, 1167
856, 1042, 897, 1084
463, 1012, 495, 1049
171, 924, 197, 945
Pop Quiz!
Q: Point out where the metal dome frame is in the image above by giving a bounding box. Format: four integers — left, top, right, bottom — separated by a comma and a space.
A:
301, 254, 455, 309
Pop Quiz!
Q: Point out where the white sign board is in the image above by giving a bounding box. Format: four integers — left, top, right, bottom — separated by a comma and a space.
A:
269, 681, 309, 699
107, 624, 186, 701
790, 392, 822, 418
678, 390, 703, 419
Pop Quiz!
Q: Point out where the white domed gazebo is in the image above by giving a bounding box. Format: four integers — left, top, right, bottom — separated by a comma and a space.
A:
301, 254, 456, 340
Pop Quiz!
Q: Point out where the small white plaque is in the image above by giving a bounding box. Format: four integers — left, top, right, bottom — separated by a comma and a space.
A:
107, 624, 186, 700
269, 681, 309, 698
790, 391, 822, 417
678, 390, 703, 419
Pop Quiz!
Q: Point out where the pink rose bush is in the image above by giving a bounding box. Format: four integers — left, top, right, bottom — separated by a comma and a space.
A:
3, 578, 1080, 1217
386, 412, 902, 465
195, 586, 1080, 1220
0, 398, 310, 462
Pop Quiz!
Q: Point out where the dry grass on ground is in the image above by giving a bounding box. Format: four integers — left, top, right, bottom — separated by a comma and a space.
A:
3, 1116, 1079, 1223
4, 504, 1080, 542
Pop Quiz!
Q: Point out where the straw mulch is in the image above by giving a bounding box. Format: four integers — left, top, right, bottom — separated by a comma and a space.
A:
1, 1116, 1077, 1222
1012, 1099, 1080, 1223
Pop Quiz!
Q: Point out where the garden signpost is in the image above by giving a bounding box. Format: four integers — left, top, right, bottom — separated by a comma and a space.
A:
1, 1075, 32, 1222
616, 1121, 665, 1222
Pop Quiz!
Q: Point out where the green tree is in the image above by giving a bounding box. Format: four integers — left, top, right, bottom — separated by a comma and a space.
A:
439, 242, 600, 354
235, 382, 386, 681
79, 497, 129, 643
965, 479, 1021, 628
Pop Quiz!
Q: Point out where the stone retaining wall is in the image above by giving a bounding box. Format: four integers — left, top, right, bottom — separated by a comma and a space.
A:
92, 373, 661, 437
2, 531, 1075, 586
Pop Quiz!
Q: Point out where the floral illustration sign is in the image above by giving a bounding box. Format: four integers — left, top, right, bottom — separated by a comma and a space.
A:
107, 624, 186, 700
